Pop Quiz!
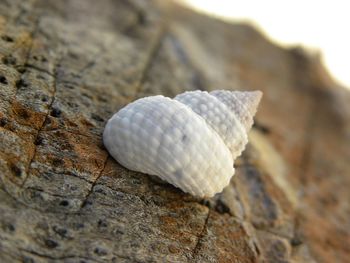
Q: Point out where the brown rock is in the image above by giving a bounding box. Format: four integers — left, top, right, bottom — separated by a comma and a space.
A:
0, 0, 349, 262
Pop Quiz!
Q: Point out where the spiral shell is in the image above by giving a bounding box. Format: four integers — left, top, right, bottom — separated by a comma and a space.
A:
103, 90, 262, 197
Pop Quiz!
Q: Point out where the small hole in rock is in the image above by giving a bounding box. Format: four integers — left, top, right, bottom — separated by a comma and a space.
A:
97, 96, 107, 102
15, 79, 28, 89
50, 108, 61, 118
59, 200, 69, 207
65, 84, 74, 89
8, 224, 15, 231
45, 239, 58, 248
53, 226, 68, 237
68, 52, 79, 59
137, 11, 147, 25
10, 164, 22, 177
2, 55, 17, 65
98, 219, 108, 228
0, 75, 8, 85
4, 223, 15, 232
16, 108, 30, 119
16, 66, 26, 74
215, 199, 230, 214
1, 35, 14, 42
41, 95, 49, 102
34, 136, 43, 145
81, 200, 93, 208
52, 158, 64, 166
199, 199, 211, 208
290, 237, 303, 246
94, 247, 108, 256
0, 117, 8, 127
91, 113, 104, 122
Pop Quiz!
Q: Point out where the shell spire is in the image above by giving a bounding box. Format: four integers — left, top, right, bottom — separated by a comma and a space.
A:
210, 90, 262, 132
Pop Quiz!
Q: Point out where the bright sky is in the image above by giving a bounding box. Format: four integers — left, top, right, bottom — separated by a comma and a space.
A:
179, 0, 350, 89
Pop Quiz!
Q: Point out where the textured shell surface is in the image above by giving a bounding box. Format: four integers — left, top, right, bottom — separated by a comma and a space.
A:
103, 90, 262, 197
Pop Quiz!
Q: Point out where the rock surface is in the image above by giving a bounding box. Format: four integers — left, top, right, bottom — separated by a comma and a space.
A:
0, 0, 349, 262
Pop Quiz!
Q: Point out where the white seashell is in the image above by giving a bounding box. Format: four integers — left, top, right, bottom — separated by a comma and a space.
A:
103, 90, 262, 197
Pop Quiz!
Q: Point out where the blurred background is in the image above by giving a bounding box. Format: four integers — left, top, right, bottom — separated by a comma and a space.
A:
178, 0, 350, 89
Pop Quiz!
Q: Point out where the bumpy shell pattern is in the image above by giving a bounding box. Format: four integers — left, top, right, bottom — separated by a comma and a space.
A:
103, 90, 262, 197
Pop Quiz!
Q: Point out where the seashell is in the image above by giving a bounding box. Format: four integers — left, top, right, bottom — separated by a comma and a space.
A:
103, 90, 262, 197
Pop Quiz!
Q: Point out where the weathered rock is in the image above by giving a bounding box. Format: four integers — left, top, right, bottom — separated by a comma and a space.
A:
0, 0, 349, 262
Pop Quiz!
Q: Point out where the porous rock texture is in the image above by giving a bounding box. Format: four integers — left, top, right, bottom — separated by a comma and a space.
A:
0, 1, 349, 262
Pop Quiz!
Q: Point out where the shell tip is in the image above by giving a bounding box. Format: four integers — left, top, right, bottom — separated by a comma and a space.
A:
210, 89, 263, 132
235, 90, 263, 132
247, 90, 263, 113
